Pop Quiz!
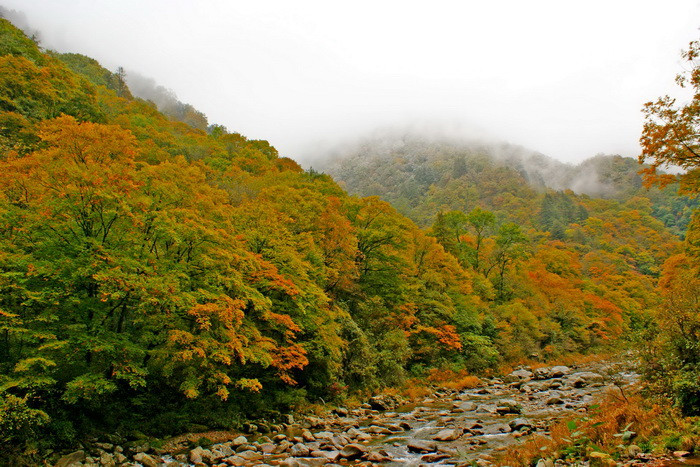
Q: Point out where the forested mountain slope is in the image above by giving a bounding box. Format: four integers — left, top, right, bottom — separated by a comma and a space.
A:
0, 18, 689, 453
315, 136, 697, 237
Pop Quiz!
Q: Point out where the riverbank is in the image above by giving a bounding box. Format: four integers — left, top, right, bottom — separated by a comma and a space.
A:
48, 358, 699, 466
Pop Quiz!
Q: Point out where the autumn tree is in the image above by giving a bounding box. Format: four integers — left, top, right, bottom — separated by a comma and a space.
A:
639, 40, 699, 195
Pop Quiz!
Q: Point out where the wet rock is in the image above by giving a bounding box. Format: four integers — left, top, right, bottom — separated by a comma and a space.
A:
346, 430, 372, 442
366, 425, 392, 434
133, 452, 158, 467
55, 450, 86, 467
223, 455, 246, 465
231, 435, 248, 447
407, 440, 437, 453
495, 399, 521, 414
237, 450, 263, 461
460, 401, 477, 411
432, 428, 462, 441
366, 451, 391, 462
589, 451, 616, 466
422, 452, 451, 462
235, 443, 257, 453
509, 418, 533, 431
384, 423, 404, 432
188, 447, 206, 464
242, 422, 258, 433
504, 369, 533, 384
549, 366, 571, 378
290, 443, 311, 457
483, 423, 511, 434
99, 452, 115, 467
311, 449, 341, 462
569, 371, 604, 387
369, 394, 400, 411
545, 392, 564, 405
339, 444, 367, 459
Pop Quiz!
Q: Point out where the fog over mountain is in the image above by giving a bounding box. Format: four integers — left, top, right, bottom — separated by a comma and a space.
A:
2, 0, 699, 165
309, 127, 645, 199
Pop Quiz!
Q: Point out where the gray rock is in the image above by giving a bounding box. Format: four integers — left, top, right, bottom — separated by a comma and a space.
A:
237, 450, 263, 461
55, 450, 86, 467
313, 431, 334, 440
231, 435, 248, 446
289, 443, 311, 457
333, 407, 349, 417
340, 444, 367, 459
546, 395, 564, 405
549, 366, 571, 378
509, 418, 533, 430
133, 452, 158, 467
504, 369, 533, 384
366, 425, 392, 434
407, 440, 437, 453
496, 399, 521, 414
569, 371, 604, 387
483, 423, 511, 434
188, 446, 206, 464
433, 428, 462, 441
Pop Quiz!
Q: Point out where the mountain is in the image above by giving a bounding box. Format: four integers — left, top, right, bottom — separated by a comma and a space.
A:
314, 134, 697, 236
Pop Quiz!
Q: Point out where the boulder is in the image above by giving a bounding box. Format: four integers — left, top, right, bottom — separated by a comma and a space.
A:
366, 425, 392, 434
339, 444, 367, 459
55, 451, 86, 467
569, 371, 604, 387
98, 452, 115, 467
289, 443, 311, 457
422, 452, 451, 462
509, 418, 533, 431
589, 451, 616, 466
407, 440, 437, 453
496, 399, 521, 414
432, 428, 462, 441
549, 366, 571, 378
483, 423, 511, 434
132, 452, 158, 467
231, 435, 248, 446
504, 369, 533, 384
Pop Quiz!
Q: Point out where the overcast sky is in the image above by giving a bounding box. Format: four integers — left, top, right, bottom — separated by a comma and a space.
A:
4, 0, 700, 163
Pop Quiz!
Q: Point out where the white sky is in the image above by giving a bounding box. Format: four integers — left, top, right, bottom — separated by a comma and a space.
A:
4, 0, 700, 163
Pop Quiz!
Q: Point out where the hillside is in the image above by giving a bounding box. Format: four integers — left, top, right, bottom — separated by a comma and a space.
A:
315, 135, 697, 236
0, 17, 696, 464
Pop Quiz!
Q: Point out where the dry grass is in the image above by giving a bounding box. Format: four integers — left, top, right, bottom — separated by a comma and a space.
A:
427, 368, 482, 389
497, 389, 665, 466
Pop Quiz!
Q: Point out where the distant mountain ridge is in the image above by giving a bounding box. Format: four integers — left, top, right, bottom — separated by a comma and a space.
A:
313, 134, 695, 235
315, 133, 643, 199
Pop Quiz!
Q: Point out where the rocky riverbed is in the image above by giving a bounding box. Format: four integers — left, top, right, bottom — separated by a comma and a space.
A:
55, 361, 673, 467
